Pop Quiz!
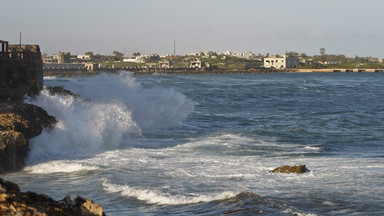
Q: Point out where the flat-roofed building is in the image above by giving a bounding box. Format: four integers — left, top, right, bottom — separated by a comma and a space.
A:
264, 51, 299, 69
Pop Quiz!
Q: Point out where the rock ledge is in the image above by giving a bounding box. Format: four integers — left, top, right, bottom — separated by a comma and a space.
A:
0, 178, 105, 216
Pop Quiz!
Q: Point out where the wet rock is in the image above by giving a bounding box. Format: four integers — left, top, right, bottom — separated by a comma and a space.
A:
0, 178, 106, 216
45, 86, 79, 98
0, 101, 56, 174
270, 165, 309, 174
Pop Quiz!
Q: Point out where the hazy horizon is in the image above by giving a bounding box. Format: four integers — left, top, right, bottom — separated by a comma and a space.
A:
2, 0, 384, 58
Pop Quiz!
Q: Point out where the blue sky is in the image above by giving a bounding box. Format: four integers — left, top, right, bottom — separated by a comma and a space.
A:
2, 0, 384, 58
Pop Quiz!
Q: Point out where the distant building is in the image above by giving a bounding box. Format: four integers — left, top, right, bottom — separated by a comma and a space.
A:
43, 63, 85, 70
84, 63, 98, 70
77, 55, 91, 61
57, 52, 71, 63
264, 51, 299, 69
158, 60, 173, 69
123, 58, 140, 63
145, 63, 157, 68
319, 61, 342, 65
123, 53, 160, 63
189, 58, 209, 69
220, 51, 255, 59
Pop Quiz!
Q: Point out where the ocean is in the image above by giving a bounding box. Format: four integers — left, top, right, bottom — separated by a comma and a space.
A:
3, 72, 384, 215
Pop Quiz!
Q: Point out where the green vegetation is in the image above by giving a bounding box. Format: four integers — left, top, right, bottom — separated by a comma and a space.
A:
81, 49, 384, 70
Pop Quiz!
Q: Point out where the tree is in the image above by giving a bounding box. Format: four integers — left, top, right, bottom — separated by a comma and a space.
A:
320, 48, 325, 61
287, 51, 299, 58
113, 51, 124, 57
85, 51, 94, 56
113, 51, 124, 61
133, 52, 141, 57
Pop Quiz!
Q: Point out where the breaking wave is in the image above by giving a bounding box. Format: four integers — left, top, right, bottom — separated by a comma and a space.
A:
24, 160, 99, 174
102, 181, 240, 205
25, 73, 194, 163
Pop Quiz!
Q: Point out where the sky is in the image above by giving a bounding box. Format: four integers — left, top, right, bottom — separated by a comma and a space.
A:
1, 0, 384, 58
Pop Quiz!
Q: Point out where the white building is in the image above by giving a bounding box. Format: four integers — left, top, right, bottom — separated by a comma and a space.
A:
264, 52, 299, 69
77, 55, 91, 61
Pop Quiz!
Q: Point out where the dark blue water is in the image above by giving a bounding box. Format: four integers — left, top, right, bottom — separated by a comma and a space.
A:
4, 72, 384, 215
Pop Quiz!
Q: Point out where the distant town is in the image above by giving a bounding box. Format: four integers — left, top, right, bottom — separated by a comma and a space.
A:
42, 49, 384, 73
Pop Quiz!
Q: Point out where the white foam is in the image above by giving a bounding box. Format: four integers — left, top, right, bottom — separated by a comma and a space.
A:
26, 92, 141, 162
68, 73, 195, 131
24, 160, 98, 174
282, 208, 318, 216
304, 146, 322, 150
103, 181, 240, 205
25, 73, 194, 163
43, 76, 58, 80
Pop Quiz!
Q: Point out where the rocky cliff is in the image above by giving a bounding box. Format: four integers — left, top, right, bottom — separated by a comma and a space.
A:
0, 101, 56, 174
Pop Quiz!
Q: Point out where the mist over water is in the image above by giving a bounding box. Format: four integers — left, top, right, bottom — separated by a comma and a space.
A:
5, 72, 384, 215
25, 73, 194, 163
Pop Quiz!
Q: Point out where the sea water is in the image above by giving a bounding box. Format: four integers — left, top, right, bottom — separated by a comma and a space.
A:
3, 72, 384, 215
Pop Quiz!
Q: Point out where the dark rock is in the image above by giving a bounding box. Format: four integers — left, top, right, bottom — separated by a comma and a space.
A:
0, 179, 20, 194
0, 101, 56, 174
0, 178, 106, 216
270, 165, 309, 174
45, 86, 79, 98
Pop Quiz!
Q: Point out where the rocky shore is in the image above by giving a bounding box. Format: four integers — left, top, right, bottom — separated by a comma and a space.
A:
1, 43, 107, 215
0, 178, 105, 216
0, 100, 56, 174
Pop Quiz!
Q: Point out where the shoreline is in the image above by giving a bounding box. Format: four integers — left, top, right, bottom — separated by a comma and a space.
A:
43, 68, 384, 77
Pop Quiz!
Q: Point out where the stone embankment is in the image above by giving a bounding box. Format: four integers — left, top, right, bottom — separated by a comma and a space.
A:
0, 178, 105, 216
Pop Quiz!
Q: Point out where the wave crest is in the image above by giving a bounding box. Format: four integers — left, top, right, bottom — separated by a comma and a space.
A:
26, 73, 194, 163
102, 181, 240, 205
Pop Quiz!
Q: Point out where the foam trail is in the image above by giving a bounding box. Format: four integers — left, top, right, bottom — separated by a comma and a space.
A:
103, 181, 240, 205
25, 73, 194, 163
24, 160, 99, 174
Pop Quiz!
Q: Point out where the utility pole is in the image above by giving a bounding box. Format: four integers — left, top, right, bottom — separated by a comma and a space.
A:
19, 32, 22, 46
174, 40, 176, 56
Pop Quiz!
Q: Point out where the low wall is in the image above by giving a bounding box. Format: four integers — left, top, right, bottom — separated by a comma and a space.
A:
295, 68, 384, 73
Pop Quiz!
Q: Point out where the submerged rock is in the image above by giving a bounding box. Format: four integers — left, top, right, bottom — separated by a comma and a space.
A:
270, 165, 309, 174
0, 178, 106, 216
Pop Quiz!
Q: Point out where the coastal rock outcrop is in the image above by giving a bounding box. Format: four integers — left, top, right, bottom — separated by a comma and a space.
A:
0, 178, 105, 216
0, 101, 56, 174
45, 86, 79, 98
270, 165, 309, 174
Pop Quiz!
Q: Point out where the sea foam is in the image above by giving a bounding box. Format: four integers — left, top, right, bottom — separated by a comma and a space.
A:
24, 160, 99, 174
102, 181, 240, 205
25, 73, 194, 163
